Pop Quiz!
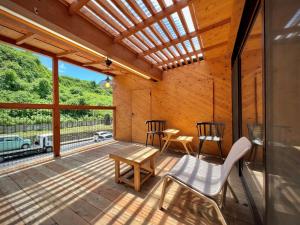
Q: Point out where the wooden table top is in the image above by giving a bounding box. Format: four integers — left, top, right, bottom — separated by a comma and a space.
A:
163, 129, 180, 135
109, 145, 159, 164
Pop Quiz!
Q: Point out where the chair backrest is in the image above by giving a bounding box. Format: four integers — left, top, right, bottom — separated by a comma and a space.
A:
196, 122, 225, 138
220, 137, 252, 184
247, 123, 263, 141
146, 120, 166, 132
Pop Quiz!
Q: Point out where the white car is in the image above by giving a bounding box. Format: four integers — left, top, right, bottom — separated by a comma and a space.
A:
93, 132, 113, 142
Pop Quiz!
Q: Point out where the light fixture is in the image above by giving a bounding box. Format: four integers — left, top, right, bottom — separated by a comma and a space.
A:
104, 76, 111, 88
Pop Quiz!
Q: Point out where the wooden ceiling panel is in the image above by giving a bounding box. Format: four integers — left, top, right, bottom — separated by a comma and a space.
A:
25, 38, 64, 54
200, 24, 230, 48
64, 53, 91, 63
192, 0, 245, 59
0, 25, 23, 39
193, 0, 233, 29
203, 45, 227, 59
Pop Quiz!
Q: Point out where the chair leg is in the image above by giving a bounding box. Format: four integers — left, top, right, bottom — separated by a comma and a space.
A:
151, 134, 155, 146
197, 141, 204, 158
159, 134, 162, 150
146, 133, 149, 146
159, 176, 172, 209
227, 182, 239, 203
221, 182, 228, 208
252, 145, 258, 162
217, 141, 223, 159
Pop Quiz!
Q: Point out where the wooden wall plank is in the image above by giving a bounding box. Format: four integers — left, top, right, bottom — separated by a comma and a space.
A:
113, 57, 233, 155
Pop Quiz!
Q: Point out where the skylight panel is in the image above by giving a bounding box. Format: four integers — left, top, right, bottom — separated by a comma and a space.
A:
144, 27, 162, 45
149, 0, 162, 13
161, 18, 177, 39
136, 31, 155, 48
107, 0, 134, 27
171, 12, 186, 36
184, 40, 193, 53
136, 0, 152, 17
129, 35, 149, 51
198, 53, 203, 58
153, 23, 170, 43
121, 0, 142, 22
182, 6, 195, 33
145, 55, 157, 64
168, 46, 180, 57
122, 38, 143, 53
176, 43, 186, 55
151, 53, 163, 62
191, 37, 201, 50
163, 0, 173, 7
81, 6, 119, 36
90, 0, 126, 31
156, 51, 168, 61
162, 48, 174, 59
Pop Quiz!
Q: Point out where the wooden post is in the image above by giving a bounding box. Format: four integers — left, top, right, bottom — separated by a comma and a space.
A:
52, 57, 60, 157
212, 79, 215, 122
113, 109, 116, 139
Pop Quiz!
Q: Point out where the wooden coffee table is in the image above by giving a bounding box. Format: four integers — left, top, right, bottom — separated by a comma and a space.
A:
109, 146, 159, 192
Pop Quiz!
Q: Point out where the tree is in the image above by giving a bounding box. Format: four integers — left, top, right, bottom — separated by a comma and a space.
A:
0, 69, 21, 91
104, 114, 111, 125
35, 79, 51, 98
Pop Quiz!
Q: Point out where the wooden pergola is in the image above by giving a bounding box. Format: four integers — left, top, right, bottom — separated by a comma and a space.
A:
0, 0, 236, 81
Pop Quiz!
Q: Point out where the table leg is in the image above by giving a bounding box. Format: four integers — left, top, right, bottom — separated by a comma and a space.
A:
161, 139, 169, 153
150, 157, 155, 176
115, 160, 120, 183
134, 164, 141, 192
182, 142, 191, 155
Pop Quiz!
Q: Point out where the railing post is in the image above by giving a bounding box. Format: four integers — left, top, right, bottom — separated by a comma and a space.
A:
52, 57, 60, 157
113, 109, 116, 139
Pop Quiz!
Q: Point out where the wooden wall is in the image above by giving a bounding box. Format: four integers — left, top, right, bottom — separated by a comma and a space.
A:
113, 56, 233, 156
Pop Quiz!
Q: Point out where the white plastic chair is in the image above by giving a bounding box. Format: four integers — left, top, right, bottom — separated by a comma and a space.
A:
158, 137, 252, 225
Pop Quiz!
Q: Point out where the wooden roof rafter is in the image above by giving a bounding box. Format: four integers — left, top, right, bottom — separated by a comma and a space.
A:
69, 0, 90, 14
114, 0, 191, 42
56, 0, 235, 70
15, 32, 37, 45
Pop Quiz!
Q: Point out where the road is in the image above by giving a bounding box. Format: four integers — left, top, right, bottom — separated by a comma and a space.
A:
0, 138, 113, 169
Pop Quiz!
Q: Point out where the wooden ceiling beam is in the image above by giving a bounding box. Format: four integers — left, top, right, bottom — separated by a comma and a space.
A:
86, 2, 123, 33
114, 0, 191, 42
157, 41, 228, 66
167, 15, 180, 38
127, 0, 147, 20
0, 34, 111, 75
69, 0, 90, 15
57, 50, 77, 58
96, 0, 129, 28
140, 18, 231, 56
143, 0, 156, 15
83, 61, 102, 66
1, 0, 162, 80
110, 0, 138, 25
16, 32, 36, 45
156, 0, 165, 10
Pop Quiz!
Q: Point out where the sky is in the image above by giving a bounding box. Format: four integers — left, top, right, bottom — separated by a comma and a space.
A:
36, 53, 107, 83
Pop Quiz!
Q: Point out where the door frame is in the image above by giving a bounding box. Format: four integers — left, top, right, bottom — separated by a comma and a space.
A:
131, 88, 152, 143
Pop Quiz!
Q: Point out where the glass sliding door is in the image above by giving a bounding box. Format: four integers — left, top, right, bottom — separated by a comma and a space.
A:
265, 0, 300, 224
240, 6, 265, 224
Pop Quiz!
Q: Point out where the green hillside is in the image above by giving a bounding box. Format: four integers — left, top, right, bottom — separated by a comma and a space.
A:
0, 44, 112, 125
